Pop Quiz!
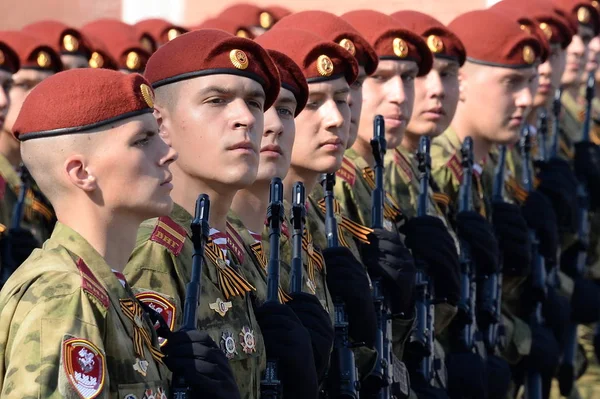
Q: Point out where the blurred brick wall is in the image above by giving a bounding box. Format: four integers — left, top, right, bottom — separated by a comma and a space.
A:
0, 0, 487, 30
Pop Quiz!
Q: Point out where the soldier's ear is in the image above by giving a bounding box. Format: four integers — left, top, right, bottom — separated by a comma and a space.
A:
64, 155, 97, 192
458, 68, 468, 102
153, 106, 172, 144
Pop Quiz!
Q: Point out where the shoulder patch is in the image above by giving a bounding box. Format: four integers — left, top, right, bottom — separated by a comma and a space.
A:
150, 216, 186, 256
446, 153, 463, 183
76, 258, 109, 309
225, 222, 246, 263
61, 336, 106, 399
135, 291, 176, 347
393, 149, 413, 183
336, 156, 356, 186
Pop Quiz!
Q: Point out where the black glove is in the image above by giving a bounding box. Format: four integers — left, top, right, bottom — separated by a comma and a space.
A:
486, 355, 511, 399
410, 372, 450, 399
402, 216, 461, 305
6, 228, 40, 266
521, 191, 559, 261
360, 228, 416, 315
542, 286, 570, 348
286, 292, 334, 382
491, 202, 532, 276
455, 211, 500, 274
162, 329, 241, 399
574, 141, 600, 211
255, 301, 318, 399
571, 277, 600, 323
446, 352, 487, 399
537, 158, 578, 232
560, 240, 587, 278
526, 325, 560, 376
323, 246, 377, 347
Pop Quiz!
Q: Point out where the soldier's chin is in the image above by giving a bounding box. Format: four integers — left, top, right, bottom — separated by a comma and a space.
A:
321, 155, 344, 174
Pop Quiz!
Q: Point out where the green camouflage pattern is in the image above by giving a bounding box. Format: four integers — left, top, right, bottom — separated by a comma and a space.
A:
124, 203, 266, 399
0, 222, 170, 398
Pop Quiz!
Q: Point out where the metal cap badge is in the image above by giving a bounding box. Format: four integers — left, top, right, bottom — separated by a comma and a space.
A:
316, 54, 334, 76
230, 49, 249, 70
339, 38, 356, 56
63, 34, 79, 52
427, 35, 444, 53
393, 37, 409, 58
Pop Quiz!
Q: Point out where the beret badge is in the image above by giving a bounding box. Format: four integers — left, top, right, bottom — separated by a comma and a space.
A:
593, 0, 600, 11
393, 38, 408, 58
126, 51, 141, 70
37, 51, 51, 68
230, 49, 249, 70
236, 30, 251, 38
426, 35, 444, 53
260, 12, 274, 29
339, 38, 356, 56
578, 7, 591, 24
522, 45, 535, 64
89, 52, 104, 68
539, 23, 553, 40
140, 37, 154, 53
63, 34, 79, 52
0, 50, 4, 66
140, 83, 155, 108
316, 54, 334, 77
167, 28, 181, 41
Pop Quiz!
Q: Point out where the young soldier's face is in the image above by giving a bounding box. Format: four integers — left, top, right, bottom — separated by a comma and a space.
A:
460, 63, 535, 144
256, 88, 297, 182
359, 59, 418, 149
406, 58, 460, 139
0, 70, 12, 131
293, 77, 350, 174
583, 35, 600, 80
160, 74, 265, 189
562, 33, 589, 86
94, 113, 177, 218
347, 65, 366, 148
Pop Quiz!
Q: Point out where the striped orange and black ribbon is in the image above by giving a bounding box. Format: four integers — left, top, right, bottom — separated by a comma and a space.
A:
362, 167, 403, 223
302, 227, 325, 291
119, 298, 165, 363
249, 241, 291, 303
317, 198, 372, 248
506, 176, 529, 204
205, 240, 255, 300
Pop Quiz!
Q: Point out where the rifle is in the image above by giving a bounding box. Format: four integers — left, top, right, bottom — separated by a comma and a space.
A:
0, 165, 32, 288
322, 173, 360, 399
408, 136, 435, 383
479, 146, 506, 355
550, 88, 563, 159
521, 125, 545, 399
454, 137, 477, 353
537, 109, 548, 162
290, 182, 306, 294
558, 72, 594, 396
261, 178, 285, 399
172, 194, 210, 399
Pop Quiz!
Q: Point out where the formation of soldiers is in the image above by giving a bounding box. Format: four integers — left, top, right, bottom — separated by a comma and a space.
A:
1, 0, 600, 398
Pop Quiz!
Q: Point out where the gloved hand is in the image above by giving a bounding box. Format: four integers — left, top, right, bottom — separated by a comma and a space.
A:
455, 211, 500, 274
486, 355, 511, 399
360, 228, 416, 315
402, 216, 460, 306
574, 141, 600, 211
323, 247, 377, 347
286, 292, 334, 382
560, 239, 587, 278
162, 329, 241, 399
536, 157, 578, 231
542, 286, 570, 348
491, 202, 532, 276
410, 372, 450, 399
255, 301, 318, 399
5, 228, 40, 266
446, 352, 486, 399
521, 191, 559, 261
571, 277, 600, 323
526, 325, 560, 376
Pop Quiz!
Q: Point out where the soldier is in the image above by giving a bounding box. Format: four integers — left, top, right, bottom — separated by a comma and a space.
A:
0, 31, 62, 279
124, 29, 318, 398
22, 21, 92, 70
133, 18, 187, 54
0, 67, 240, 398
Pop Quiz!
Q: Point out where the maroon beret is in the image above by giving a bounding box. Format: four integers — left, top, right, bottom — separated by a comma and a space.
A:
83, 33, 118, 70
134, 18, 188, 50
0, 40, 20, 73
448, 10, 543, 69
144, 29, 280, 110
22, 21, 92, 57
260, 48, 307, 116
256, 28, 358, 84
390, 11, 466, 66
0, 31, 62, 72
14, 68, 155, 141
341, 10, 433, 76
265, 6, 292, 21
218, 3, 277, 30
273, 11, 378, 75
193, 18, 254, 39
554, 0, 600, 35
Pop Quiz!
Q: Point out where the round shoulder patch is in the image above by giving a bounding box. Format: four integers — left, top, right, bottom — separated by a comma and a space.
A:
135, 291, 176, 346
62, 337, 106, 399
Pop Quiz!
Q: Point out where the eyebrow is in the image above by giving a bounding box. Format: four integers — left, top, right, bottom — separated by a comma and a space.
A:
334, 87, 350, 95
201, 86, 265, 100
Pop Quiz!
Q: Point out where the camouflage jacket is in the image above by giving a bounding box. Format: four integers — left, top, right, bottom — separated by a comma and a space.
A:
124, 203, 266, 399
559, 90, 584, 160
0, 222, 169, 398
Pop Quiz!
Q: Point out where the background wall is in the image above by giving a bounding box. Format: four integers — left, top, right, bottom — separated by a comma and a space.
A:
1, 0, 497, 30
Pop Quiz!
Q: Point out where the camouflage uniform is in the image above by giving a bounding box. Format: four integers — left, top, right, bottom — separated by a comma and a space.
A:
0, 222, 169, 398
559, 90, 584, 160
124, 203, 266, 399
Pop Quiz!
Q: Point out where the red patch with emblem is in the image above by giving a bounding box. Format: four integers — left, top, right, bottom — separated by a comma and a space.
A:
76, 258, 109, 309
62, 337, 105, 399
135, 291, 176, 346
393, 149, 413, 183
336, 157, 356, 186
446, 153, 463, 183
150, 217, 186, 256
226, 222, 246, 263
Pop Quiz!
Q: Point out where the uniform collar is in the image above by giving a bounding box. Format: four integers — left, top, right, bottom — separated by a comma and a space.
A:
170, 202, 193, 237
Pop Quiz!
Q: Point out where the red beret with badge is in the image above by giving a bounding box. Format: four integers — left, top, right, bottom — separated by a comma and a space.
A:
81, 19, 150, 73
144, 29, 281, 110
0, 40, 20, 73
84, 34, 119, 70
134, 18, 188, 53
554, 0, 600, 34
272, 10, 379, 75
448, 10, 543, 69
22, 21, 92, 60
192, 18, 255, 39
390, 11, 466, 66
256, 27, 358, 84
13, 68, 155, 141
218, 3, 277, 30
0, 31, 62, 72
341, 10, 433, 76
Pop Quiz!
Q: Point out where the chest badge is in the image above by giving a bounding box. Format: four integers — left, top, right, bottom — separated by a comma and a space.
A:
210, 297, 233, 317
240, 326, 257, 354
